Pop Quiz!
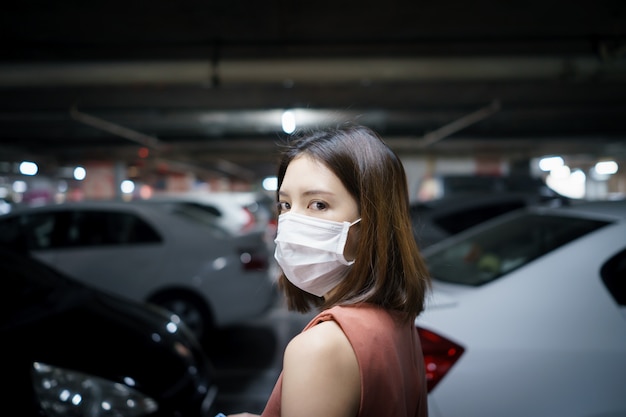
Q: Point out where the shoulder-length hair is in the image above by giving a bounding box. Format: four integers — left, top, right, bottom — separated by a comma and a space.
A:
275, 124, 431, 322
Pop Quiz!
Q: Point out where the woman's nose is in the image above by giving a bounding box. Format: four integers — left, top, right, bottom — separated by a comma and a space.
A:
287, 205, 306, 215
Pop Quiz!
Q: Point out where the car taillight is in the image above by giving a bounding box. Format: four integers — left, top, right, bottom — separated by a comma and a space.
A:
240, 207, 256, 233
239, 248, 269, 271
267, 218, 277, 239
417, 326, 465, 392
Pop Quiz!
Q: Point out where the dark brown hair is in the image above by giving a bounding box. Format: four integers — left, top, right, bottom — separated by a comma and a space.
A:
275, 124, 431, 322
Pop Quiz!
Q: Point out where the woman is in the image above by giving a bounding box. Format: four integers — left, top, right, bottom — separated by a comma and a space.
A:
229, 124, 431, 417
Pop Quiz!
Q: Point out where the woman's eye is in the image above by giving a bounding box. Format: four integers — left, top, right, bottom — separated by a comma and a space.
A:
309, 201, 327, 211
278, 201, 291, 211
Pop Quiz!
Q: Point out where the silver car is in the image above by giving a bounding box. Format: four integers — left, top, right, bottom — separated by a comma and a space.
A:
416, 199, 626, 417
0, 200, 277, 343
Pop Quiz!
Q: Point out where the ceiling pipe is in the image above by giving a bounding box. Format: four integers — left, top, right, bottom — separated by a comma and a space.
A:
1, 56, 622, 87
70, 105, 164, 150
418, 100, 502, 147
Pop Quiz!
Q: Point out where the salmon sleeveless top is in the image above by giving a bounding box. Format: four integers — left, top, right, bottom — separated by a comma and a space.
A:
261, 303, 428, 417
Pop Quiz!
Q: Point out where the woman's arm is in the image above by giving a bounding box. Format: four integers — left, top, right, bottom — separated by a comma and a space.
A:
281, 320, 360, 417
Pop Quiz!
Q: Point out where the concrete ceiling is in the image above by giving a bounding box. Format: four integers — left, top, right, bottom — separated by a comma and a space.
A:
1, 0, 625, 182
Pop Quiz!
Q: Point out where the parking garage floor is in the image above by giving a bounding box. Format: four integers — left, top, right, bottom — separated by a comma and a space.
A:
209, 296, 316, 415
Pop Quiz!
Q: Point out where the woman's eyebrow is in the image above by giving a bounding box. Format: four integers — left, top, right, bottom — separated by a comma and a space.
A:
302, 190, 334, 197
278, 189, 335, 197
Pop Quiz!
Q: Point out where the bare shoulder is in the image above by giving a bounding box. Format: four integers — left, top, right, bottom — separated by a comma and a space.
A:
282, 320, 360, 417
286, 320, 352, 358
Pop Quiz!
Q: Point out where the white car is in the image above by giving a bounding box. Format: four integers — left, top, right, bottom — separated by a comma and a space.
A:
147, 191, 276, 236
0, 200, 277, 343
416, 199, 626, 417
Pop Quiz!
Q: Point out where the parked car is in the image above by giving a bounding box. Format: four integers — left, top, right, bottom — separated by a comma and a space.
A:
146, 191, 277, 239
0, 248, 218, 417
410, 192, 570, 248
414, 173, 565, 201
415, 199, 626, 417
0, 200, 277, 343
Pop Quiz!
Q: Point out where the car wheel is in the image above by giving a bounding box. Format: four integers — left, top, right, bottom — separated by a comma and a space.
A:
149, 290, 215, 343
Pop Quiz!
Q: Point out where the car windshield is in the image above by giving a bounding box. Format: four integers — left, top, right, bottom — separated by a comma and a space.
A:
162, 202, 231, 237
423, 212, 610, 286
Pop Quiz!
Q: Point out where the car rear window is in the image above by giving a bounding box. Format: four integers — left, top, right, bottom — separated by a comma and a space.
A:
0, 209, 163, 250
424, 212, 610, 286
600, 248, 626, 307
433, 200, 526, 234
161, 202, 230, 237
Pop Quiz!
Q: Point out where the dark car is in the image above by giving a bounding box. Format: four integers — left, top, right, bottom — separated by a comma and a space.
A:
0, 248, 218, 417
410, 192, 570, 248
414, 173, 566, 200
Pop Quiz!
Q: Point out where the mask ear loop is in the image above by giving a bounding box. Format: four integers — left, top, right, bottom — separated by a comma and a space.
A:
341, 218, 361, 264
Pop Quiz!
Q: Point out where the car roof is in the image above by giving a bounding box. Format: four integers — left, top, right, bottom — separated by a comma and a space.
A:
150, 190, 269, 202
411, 192, 566, 213
1, 199, 231, 235
5, 200, 165, 214
533, 199, 626, 221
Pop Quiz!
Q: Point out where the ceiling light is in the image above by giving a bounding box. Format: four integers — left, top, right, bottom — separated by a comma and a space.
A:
594, 161, 618, 176
19, 161, 38, 176
281, 110, 296, 134
263, 176, 278, 191
73, 166, 86, 181
538, 156, 564, 172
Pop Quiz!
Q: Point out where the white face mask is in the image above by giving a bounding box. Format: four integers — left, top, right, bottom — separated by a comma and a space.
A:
273, 212, 361, 297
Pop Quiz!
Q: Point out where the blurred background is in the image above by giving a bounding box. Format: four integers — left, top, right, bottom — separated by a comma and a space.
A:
1, 0, 625, 205
2, 2, 626, 416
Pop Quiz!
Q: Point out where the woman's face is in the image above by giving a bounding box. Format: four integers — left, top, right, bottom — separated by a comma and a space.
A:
278, 154, 360, 260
